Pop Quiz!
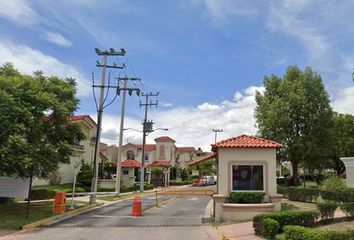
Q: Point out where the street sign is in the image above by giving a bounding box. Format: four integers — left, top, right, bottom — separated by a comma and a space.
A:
0, 177, 30, 199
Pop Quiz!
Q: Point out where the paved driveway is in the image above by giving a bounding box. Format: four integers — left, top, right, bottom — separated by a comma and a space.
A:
3, 187, 222, 240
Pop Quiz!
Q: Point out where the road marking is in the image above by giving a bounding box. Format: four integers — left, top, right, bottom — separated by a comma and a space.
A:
188, 197, 198, 201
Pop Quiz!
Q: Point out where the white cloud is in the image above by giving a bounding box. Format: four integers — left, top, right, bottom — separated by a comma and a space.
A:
188, 0, 258, 27
42, 31, 72, 47
0, 41, 90, 96
0, 0, 38, 26
332, 87, 354, 115
99, 85, 263, 151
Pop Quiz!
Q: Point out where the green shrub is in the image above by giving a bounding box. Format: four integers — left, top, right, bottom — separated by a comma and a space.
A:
169, 181, 193, 186
321, 188, 354, 203
253, 210, 319, 235
340, 202, 354, 218
322, 176, 346, 191
277, 185, 287, 196
30, 189, 56, 200
77, 161, 93, 188
283, 225, 353, 240
228, 192, 265, 204
316, 201, 338, 222
261, 218, 279, 240
286, 187, 320, 202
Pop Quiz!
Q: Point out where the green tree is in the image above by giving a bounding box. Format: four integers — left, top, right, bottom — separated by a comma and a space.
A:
0, 63, 85, 179
327, 113, 354, 175
77, 160, 93, 188
255, 66, 333, 185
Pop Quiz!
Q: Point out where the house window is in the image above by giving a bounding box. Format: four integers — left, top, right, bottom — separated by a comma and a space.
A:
127, 150, 135, 160
123, 170, 129, 175
159, 145, 165, 159
231, 165, 264, 191
144, 153, 149, 161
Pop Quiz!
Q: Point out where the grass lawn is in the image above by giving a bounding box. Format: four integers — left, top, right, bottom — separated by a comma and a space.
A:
281, 202, 299, 211
0, 200, 87, 230
32, 183, 85, 193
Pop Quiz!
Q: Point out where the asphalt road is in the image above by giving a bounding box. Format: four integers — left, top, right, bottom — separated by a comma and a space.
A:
4, 187, 221, 240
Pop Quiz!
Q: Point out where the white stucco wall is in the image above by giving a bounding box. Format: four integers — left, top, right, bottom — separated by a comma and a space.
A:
217, 148, 277, 197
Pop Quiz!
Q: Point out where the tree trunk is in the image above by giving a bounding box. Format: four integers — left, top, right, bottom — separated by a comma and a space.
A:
291, 161, 299, 186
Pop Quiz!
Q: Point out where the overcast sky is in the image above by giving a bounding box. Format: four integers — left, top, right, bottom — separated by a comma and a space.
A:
1, 0, 353, 150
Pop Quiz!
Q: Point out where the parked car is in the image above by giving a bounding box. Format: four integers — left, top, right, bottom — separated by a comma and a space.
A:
201, 176, 215, 186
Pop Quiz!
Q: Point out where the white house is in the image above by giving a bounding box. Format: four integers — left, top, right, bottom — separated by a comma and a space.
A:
33, 115, 106, 186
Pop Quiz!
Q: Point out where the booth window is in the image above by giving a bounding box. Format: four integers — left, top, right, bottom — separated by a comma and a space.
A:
231, 165, 264, 191
123, 170, 129, 175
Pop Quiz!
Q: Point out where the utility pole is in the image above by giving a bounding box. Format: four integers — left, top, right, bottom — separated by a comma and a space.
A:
212, 129, 223, 143
90, 48, 125, 204
139, 92, 159, 192
115, 77, 141, 195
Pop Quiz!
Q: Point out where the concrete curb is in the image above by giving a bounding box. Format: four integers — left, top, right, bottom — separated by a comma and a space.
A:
22, 203, 104, 230
23, 189, 166, 229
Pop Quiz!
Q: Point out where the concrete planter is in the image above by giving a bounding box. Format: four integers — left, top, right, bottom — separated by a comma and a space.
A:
221, 203, 275, 221
341, 157, 354, 188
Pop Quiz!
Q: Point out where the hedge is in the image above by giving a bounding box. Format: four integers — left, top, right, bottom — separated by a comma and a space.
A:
261, 218, 279, 240
30, 189, 56, 200
253, 210, 320, 235
229, 192, 265, 204
286, 187, 320, 203
169, 181, 193, 186
316, 201, 338, 222
321, 188, 354, 203
279, 186, 354, 203
283, 225, 354, 240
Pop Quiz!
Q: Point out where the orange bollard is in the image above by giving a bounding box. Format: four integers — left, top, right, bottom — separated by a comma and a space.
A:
132, 195, 142, 217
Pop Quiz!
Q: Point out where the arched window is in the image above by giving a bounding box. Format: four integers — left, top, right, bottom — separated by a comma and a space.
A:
127, 150, 135, 160
159, 145, 165, 159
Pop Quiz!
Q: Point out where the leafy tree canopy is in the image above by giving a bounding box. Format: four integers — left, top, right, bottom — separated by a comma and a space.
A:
327, 112, 354, 175
255, 66, 333, 183
0, 63, 85, 178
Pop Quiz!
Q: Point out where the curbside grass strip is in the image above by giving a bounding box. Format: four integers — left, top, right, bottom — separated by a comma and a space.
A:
22, 203, 104, 230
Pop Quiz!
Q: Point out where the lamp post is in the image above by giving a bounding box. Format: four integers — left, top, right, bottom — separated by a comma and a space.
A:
70, 156, 81, 210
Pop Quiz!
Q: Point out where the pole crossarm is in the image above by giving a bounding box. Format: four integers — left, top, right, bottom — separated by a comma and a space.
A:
96, 61, 125, 69
95, 48, 126, 56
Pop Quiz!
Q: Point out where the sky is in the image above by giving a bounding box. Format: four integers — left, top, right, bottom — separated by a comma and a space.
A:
0, 0, 354, 150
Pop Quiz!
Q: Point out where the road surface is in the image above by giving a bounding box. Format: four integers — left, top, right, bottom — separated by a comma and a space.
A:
4, 187, 221, 240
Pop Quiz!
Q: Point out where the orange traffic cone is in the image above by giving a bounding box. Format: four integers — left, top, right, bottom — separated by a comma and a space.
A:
132, 195, 142, 217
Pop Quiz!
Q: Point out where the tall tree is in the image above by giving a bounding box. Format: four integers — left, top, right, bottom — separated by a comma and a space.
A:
327, 113, 354, 175
255, 66, 333, 184
0, 63, 85, 178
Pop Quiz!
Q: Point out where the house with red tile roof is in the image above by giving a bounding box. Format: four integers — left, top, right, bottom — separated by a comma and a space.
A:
113, 136, 198, 187
33, 115, 107, 186
211, 134, 283, 222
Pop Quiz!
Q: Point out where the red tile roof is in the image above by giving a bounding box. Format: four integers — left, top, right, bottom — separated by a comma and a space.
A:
212, 134, 282, 151
154, 136, 175, 142
176, 147, 196, 152
135, 144, 156, 151
147, 160, 171, 168
187, 153, 217, 166
69, 115, 90, 122
121, 159, 142, 168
